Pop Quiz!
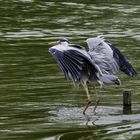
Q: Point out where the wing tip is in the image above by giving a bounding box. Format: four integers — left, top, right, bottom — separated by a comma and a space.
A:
126, 66, 137, 77
129, 70, 137, 77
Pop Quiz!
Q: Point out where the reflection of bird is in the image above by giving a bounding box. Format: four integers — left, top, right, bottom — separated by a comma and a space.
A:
49, 36, 137, 114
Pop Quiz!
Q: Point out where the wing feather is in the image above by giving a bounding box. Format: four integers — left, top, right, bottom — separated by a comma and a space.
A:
62, 56, 80, 80
55, 56, 70, 80
64, 52, 83, 71
59, 57, 78, 81
87, 37, 137, 76
106, 41, 137, 76
49, 46, 99, 82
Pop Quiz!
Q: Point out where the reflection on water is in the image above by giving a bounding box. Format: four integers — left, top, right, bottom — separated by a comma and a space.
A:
0, 0, 140, 140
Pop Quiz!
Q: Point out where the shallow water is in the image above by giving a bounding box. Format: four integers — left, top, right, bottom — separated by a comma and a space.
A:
0, 0, 140, 139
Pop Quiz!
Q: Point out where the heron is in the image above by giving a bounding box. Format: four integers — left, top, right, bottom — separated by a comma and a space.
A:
48, 37, 137, 114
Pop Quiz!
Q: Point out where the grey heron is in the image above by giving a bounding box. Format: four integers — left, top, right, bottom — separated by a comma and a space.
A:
49, 37, 137, 114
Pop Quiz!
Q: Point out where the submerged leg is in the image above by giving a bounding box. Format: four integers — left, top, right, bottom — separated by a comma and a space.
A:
82, 83, 92, 115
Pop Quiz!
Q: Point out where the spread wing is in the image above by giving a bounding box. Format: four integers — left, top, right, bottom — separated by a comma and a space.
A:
49, 44, 99, 82
89, 51, 119, 75
87, 37, 137, 77
105, 40, 137, 77
88, 40, 120, 75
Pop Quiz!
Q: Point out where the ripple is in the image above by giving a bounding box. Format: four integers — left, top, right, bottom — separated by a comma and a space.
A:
0, 1, 140, 140
49, 106, 140, 125
4, 30, 45, 38
49, 106, 121, 124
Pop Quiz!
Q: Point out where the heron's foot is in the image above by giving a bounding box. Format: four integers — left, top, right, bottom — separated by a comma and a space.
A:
83, 99, 92, 115
84, 113, 90, 122
93, 97, 100, 113
93, 110, 98, 115
93, 105, 98, 113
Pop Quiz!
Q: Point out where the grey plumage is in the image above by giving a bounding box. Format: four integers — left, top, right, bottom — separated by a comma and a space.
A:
49, 39, 99, 84
86, 36, 137, 77
49, 37, 120, 87
49, 36, 136, 114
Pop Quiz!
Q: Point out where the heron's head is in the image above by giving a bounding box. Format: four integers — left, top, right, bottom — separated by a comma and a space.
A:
86, 36, 104, 51
49, 37, 69, 55
58, 37, 69, 45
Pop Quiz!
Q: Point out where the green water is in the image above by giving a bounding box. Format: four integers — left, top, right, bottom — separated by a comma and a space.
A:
0, 0, 140, 139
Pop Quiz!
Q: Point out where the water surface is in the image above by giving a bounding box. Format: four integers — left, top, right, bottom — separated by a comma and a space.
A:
0, 0, 140, 139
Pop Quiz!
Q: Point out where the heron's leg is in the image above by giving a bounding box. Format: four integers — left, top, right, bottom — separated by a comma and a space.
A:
93, 86, 100, 113
82, 83, 92, 115
93, 96, 100, 113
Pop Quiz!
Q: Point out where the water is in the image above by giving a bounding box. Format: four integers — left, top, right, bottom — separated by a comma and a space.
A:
0, 0, 140, 139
